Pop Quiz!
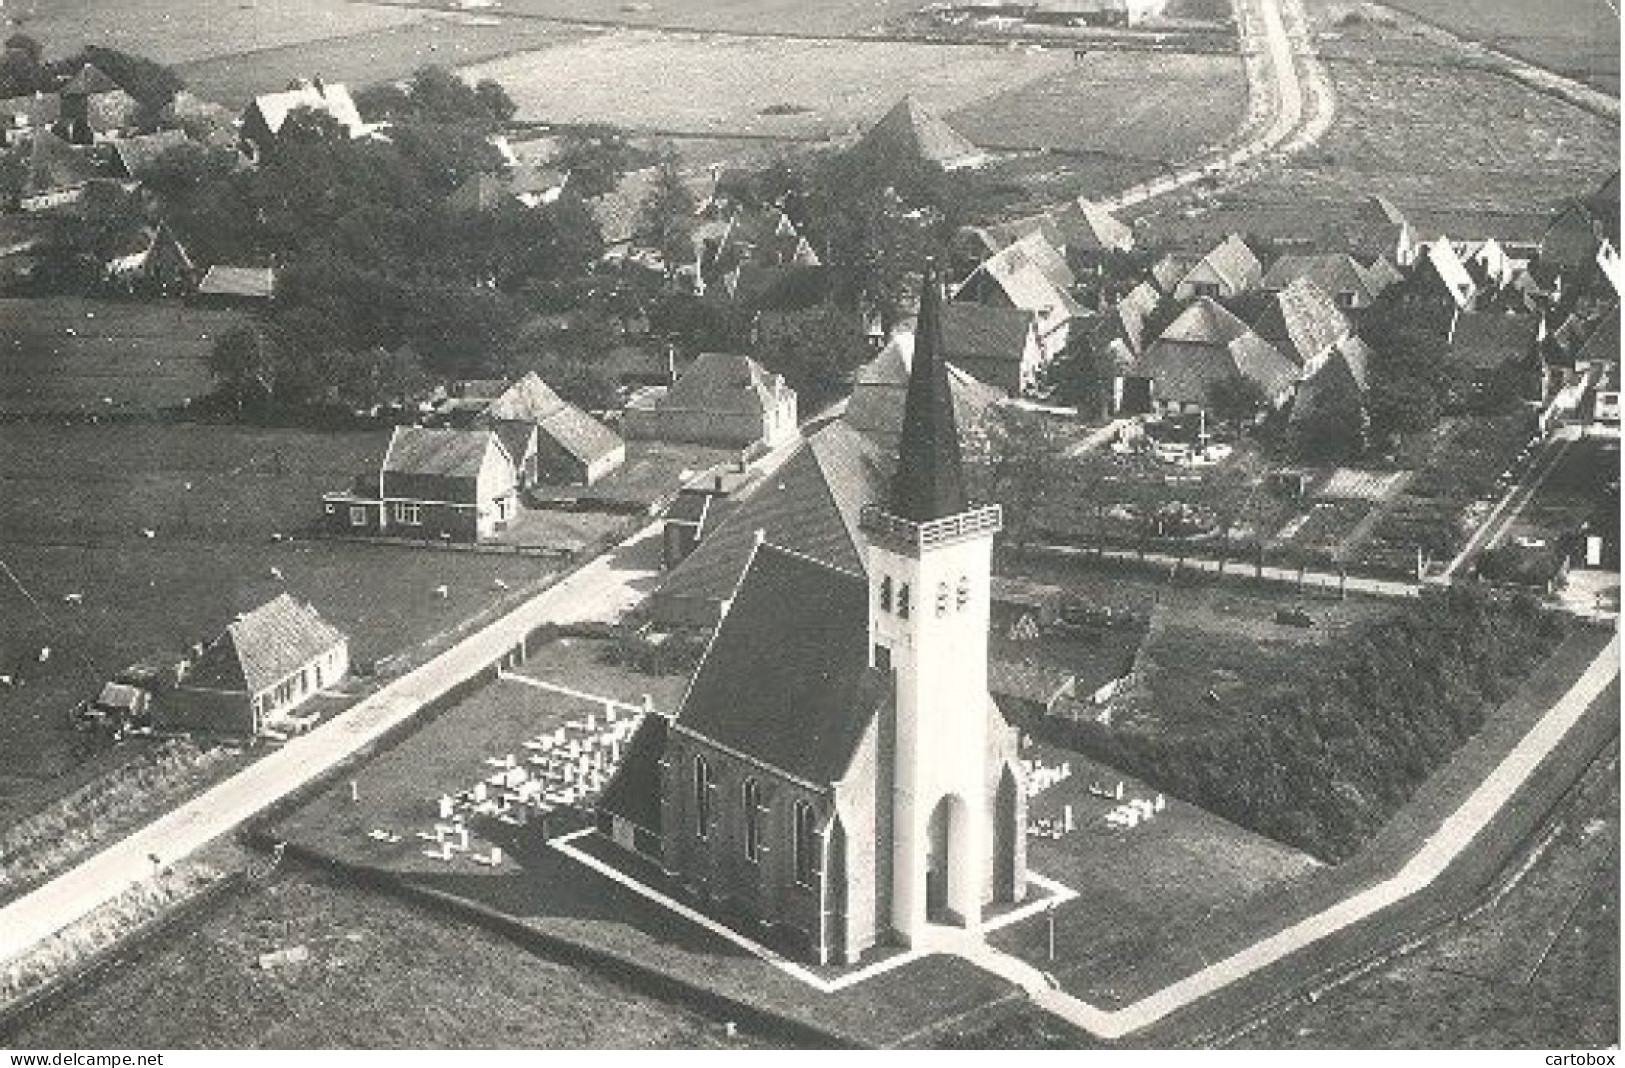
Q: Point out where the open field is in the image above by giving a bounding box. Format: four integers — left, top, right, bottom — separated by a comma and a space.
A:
1138, 15, 1618, 246
461, 30, 1070, 140
176, 15, 598, 107
0, 423, 577, 824
9, 0, 421, 68
2, 865, 767, 1049
1321, 0, 1621, 93
951, 51, 1248, 163
0, 298, 242, 417
396, 0, 929, 37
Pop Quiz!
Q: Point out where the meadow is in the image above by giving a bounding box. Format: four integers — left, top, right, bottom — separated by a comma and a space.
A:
395, 0, 930, 37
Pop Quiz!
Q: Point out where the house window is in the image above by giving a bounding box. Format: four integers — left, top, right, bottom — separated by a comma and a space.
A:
936, 582, 950, 617
792, 800, 817, 887
873, 643, 891, 672
393, 502, 422, 526
693, 754, 712, 839
878, 575, 893, 613
743, 778, 762, 862
349, 505, 367, 527
896, 583, 911, 619
1336, 291, 1356, 309
1191, 282, 1220, 299
956, 576, 970, 611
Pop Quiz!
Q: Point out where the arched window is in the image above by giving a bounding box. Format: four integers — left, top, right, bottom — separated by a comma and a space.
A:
878, 574, 892, 613
896, 583, 911, 619
743, 778, 762, 861
956, 576, 970, 611
936, 581, 950, 617
693, 754, 712, 839
792, 800, 817, 887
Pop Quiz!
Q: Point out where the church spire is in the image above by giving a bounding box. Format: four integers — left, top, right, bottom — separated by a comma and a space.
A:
888, 260, 967, 523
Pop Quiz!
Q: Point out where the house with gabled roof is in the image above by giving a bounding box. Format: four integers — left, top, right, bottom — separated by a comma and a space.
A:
939, 302, 1046, 395
625, 352, 797, 450
1289, 335, 1373, 450
240, 78, 372, 161
953, 231, 1081, 358
322, 425, 519, 542
104, 221, 195, 295
59, 63, 140, 143
1347, 194, 1419, 267
453, 372, 625, 487
851, 94, 987, 172
163, 593, 348, 738
1539, 171, 1620, 289
842, 329, 1007, 449
1149, 251, 1199, 296
1250, 277, 1353, 370
602, 266, 1026, 963
1131, 296, 1296, 415
108, 128, 192, 182
18, 128, 101, 211
1260, 252, 1380, 310
1173, 233, 1263, 303
1401, 239, 1479, 312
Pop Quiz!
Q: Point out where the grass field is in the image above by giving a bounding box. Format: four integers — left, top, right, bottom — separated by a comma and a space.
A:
0, 298, 242, 417
10, 0, 421, 67
175, 15, 598, 107
3, 864, 768, 1049
0, 423, 577, 825
396, 0, 930, 37
460, 30, 1071, 140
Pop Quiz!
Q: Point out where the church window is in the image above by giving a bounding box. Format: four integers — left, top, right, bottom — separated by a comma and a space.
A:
693, 755, 712, 839
896, 583, 911, 619
792, 801, 817, 887
878, 575, 892, 613
936, 582, 949, 617
956, 576, 970, 611
743, 778, 762, 862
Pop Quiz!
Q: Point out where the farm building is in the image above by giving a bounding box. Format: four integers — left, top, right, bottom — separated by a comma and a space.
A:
195, 265, 277, 304
322, 425, 519, 543
0, 91, 60, 147
938, 302, 1046, 395
108, 129, 191, 182
1538, 171, 1619, 288
18, 128, 101, 212
446, 373, 625, 487
1398, 240, 1479, 312
1249, 277, 1354, 369
448, 165, 570, 213
240, 78, 371, 161
162, 594, 348, 738
1259, 252, 1384, 310
103, 222, 196, 296
953, 231, 1081, 357
956, 197, 1131, 278
1289, 336, 1372, 449
58, 63, 139, 143
693, 204, 820, 294
1345, 194, 1420, 268
1128, 297, 1296, 416
624, 352, 798, 451
844, 329, 1006, 448
851, 95, 988, 173
1172, 233, 1263, 303
601, 269, 1026, 963
1023, 0, 1168, 24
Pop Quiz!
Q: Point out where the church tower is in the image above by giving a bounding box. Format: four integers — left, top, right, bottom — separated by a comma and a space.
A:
863, 263, 1006, 945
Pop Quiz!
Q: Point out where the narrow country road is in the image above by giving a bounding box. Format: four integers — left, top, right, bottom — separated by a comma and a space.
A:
1098, 0, 1332, 213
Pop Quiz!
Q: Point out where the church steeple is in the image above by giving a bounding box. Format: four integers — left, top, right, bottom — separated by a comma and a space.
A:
889, 260, 967, 523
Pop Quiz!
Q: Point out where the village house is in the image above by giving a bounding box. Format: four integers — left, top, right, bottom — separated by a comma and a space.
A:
843, 328, 1007, 449
162, 593, 348, 738
107, 128, 191, 183
1259, 251, 1386, 310
1172, 233, 1263, 303
439, 373, 625, 487
956, 196, 1132, 280
1250, 277, 1354, 370
600, 268, 1026, 963
1127, 296, 1296, 416
0, 91, 60, 147
661, 466, 757, 569
624, 352, 798, 451
17, 128, 101, 212
322, 425, 519, 543
239, 78, 371, 162
1538, 171, 1620, 291
939, 302, 1047, 395
953, 230, 1082, 358
58, 64, 139, 144
692, 204, 820, 294
1344, 194, 1420, 268
104, 221, 195, 295
1399, 239, 1479, 314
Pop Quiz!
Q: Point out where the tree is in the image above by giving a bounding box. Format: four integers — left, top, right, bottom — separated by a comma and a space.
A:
1207, 375, 1267, 431
474, 79, 517, 124
752, 303, 870, 412
1039, 330, 1117, 417
0, 33, 44, 97
207, 323, 277, 411
634, 151, 697, 276
984, 409, 1067, 553
552, 124, 650, 200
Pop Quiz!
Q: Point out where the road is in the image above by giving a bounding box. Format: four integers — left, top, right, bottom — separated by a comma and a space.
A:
1097, 0, 1332, 213
0, 519, 664, 971
954, 633, 1620, 1040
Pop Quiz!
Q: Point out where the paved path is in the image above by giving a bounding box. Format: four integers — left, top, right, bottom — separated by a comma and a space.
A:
957, 632, 1620, 1039
0, 519, 666, 972
1442, 428, 1578, 580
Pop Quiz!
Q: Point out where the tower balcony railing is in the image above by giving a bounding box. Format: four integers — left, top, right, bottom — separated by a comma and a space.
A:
860, 504, 1003, 553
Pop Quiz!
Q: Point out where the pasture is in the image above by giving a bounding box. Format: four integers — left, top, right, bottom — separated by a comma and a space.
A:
0, 298, 240, 417
0, 423, 571, 823
397, 0, 929, 37
460, 30, 1072, 139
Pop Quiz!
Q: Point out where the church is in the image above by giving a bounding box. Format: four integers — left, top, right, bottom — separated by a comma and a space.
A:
597, 265, 1028, 964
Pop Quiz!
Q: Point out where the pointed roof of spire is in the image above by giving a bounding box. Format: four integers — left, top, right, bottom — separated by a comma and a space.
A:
889, 261, 967, 523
